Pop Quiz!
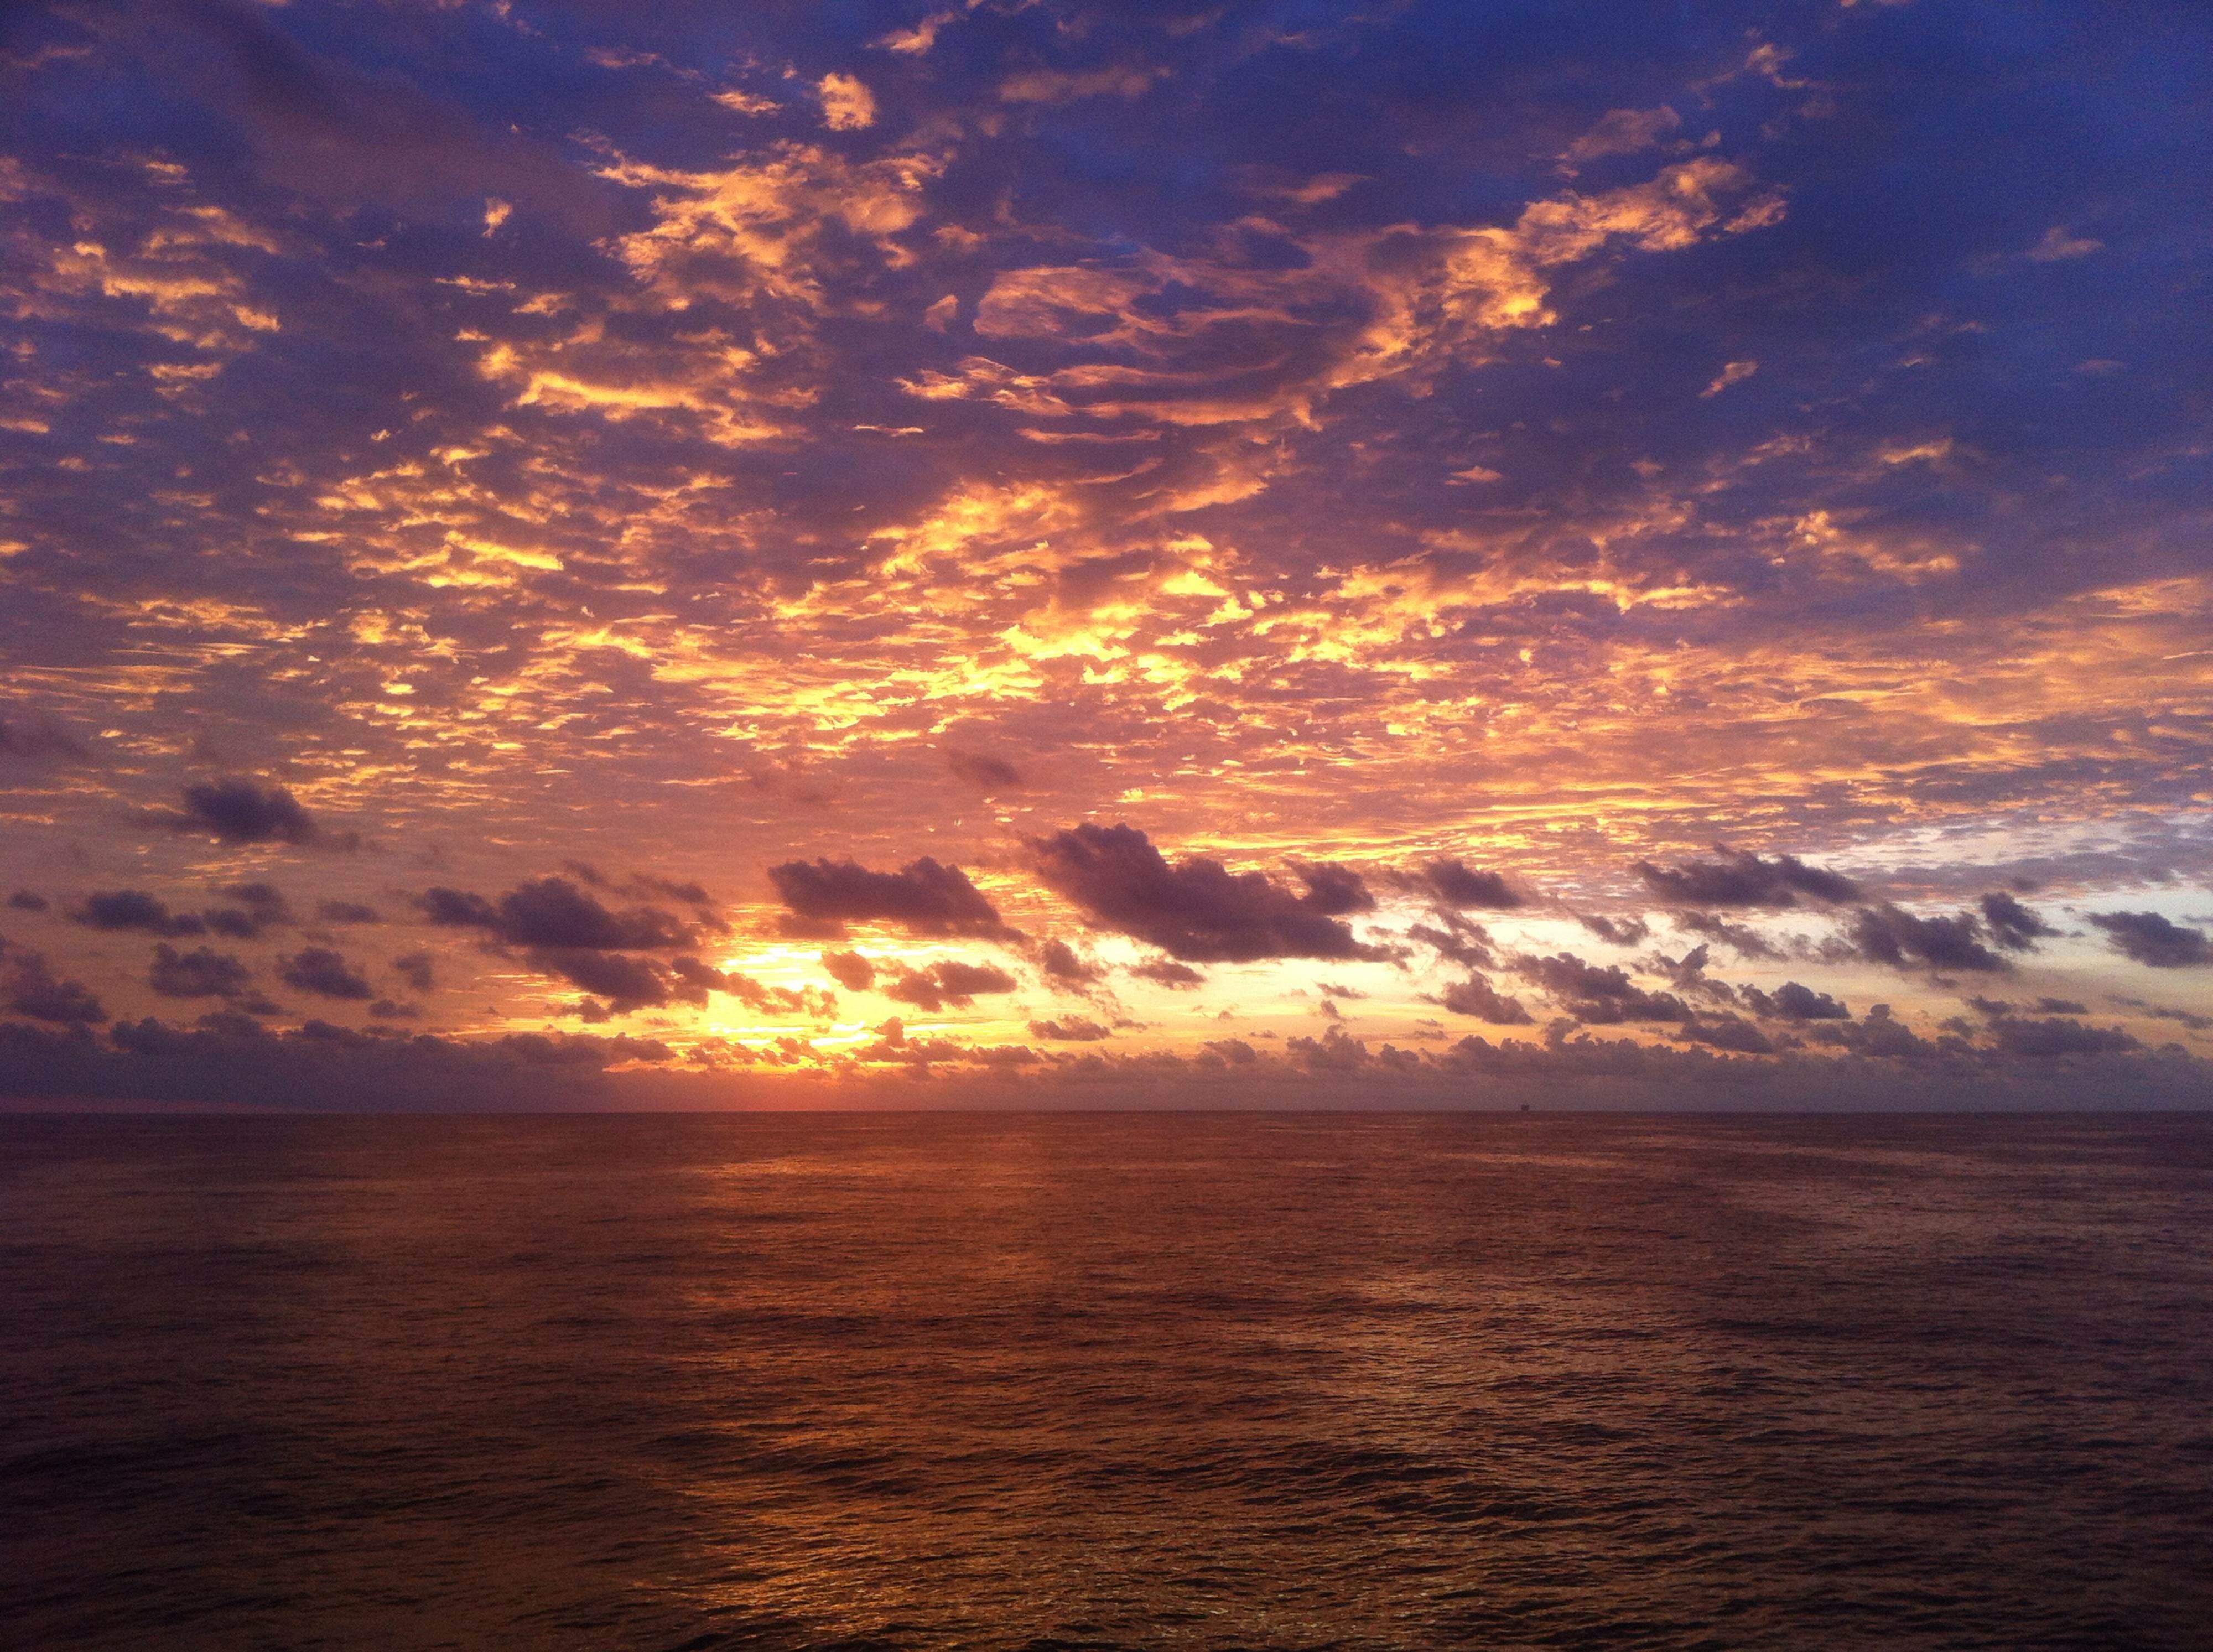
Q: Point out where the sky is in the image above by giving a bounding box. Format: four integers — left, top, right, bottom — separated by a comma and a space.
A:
2, 0, 2211, 1109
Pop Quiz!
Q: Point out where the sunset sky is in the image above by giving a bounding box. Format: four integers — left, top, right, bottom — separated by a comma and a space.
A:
2, 0, 2210, 1108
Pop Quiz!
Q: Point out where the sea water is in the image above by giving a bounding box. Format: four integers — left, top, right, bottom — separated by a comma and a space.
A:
3, 1111, 2210, 1650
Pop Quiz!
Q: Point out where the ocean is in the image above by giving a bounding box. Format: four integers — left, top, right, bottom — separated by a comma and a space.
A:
3, 1111, 2210, 1650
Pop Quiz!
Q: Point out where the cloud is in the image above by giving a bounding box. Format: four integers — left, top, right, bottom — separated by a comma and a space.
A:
1030, 823, 1385, 962
1561, 106, 1681, 167
2027, 226, 2102, 262
153, 778, 355, 849
7, 892, 48, 912
1577, 914, 1650, 946
532, 948, 679, 1012
1671, 911, 1786, 960
1979, 891, 2057, 952
1291, 861, 1375, 916
873, 9, 960, 55
1130, 958, 1206, 988
73, 890, 207, 937
0, 1017, 690, 1113
998, 65, 1167, 104
1402, 859, 1521, 910
279, 947, 373, 1000
2087, 911, 2211, 969
1036, 938, 1105, 988
1635, 846, 1861, 907
1987, 1016, 2138, 1058
1438, 974, 1533, 1025
768, 856, 1011, 938
1701, 360, 1757, 397
2, 943, 106, 1025
1676, 1014, 1775, 1055
1848, 903, 2011, 974
148, 943, 253, 999
880, 959, 1019, 1011
0, 711, 91, 763
416, 877, 696, 950
1407, 915, 1496, 970
820, 950, 876, 991
2113, 996, 2213, 1033
1514, 952, 1688, 1023
1030, 1016, 1111, 1041
817, 72, 876, 130
1741, 981, 1851, 1021
391, 952, 434, 993
316, 900, 381, 924
946, 749, 1025, 791
631, 875, 715, 907
201, 882, 293, 937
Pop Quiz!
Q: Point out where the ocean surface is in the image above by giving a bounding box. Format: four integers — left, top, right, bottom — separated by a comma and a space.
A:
3, 1112, 2211, 1651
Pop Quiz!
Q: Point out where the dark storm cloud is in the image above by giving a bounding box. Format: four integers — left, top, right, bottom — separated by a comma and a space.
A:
148, 943, 252, 999
1514, 952, 1688, 1024
415, 877, 696, 952
279, 947, 373, 1000
1030, 824, 1385, 962
1437, 973, 1533, 1025
946, 749, 1025, 791
72, 891, 207, 937
1979, 891, 2058, 952
767, 857, 1011, 938
1635, 846, 1862, 908
1741, 981, 1851, 1022
1848, 903, 2011, 974
2087, 911, 2211, 969
156, 779, 354, 849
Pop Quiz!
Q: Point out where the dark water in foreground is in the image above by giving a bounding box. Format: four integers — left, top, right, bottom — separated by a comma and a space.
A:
3, 1114, 2212, 1651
